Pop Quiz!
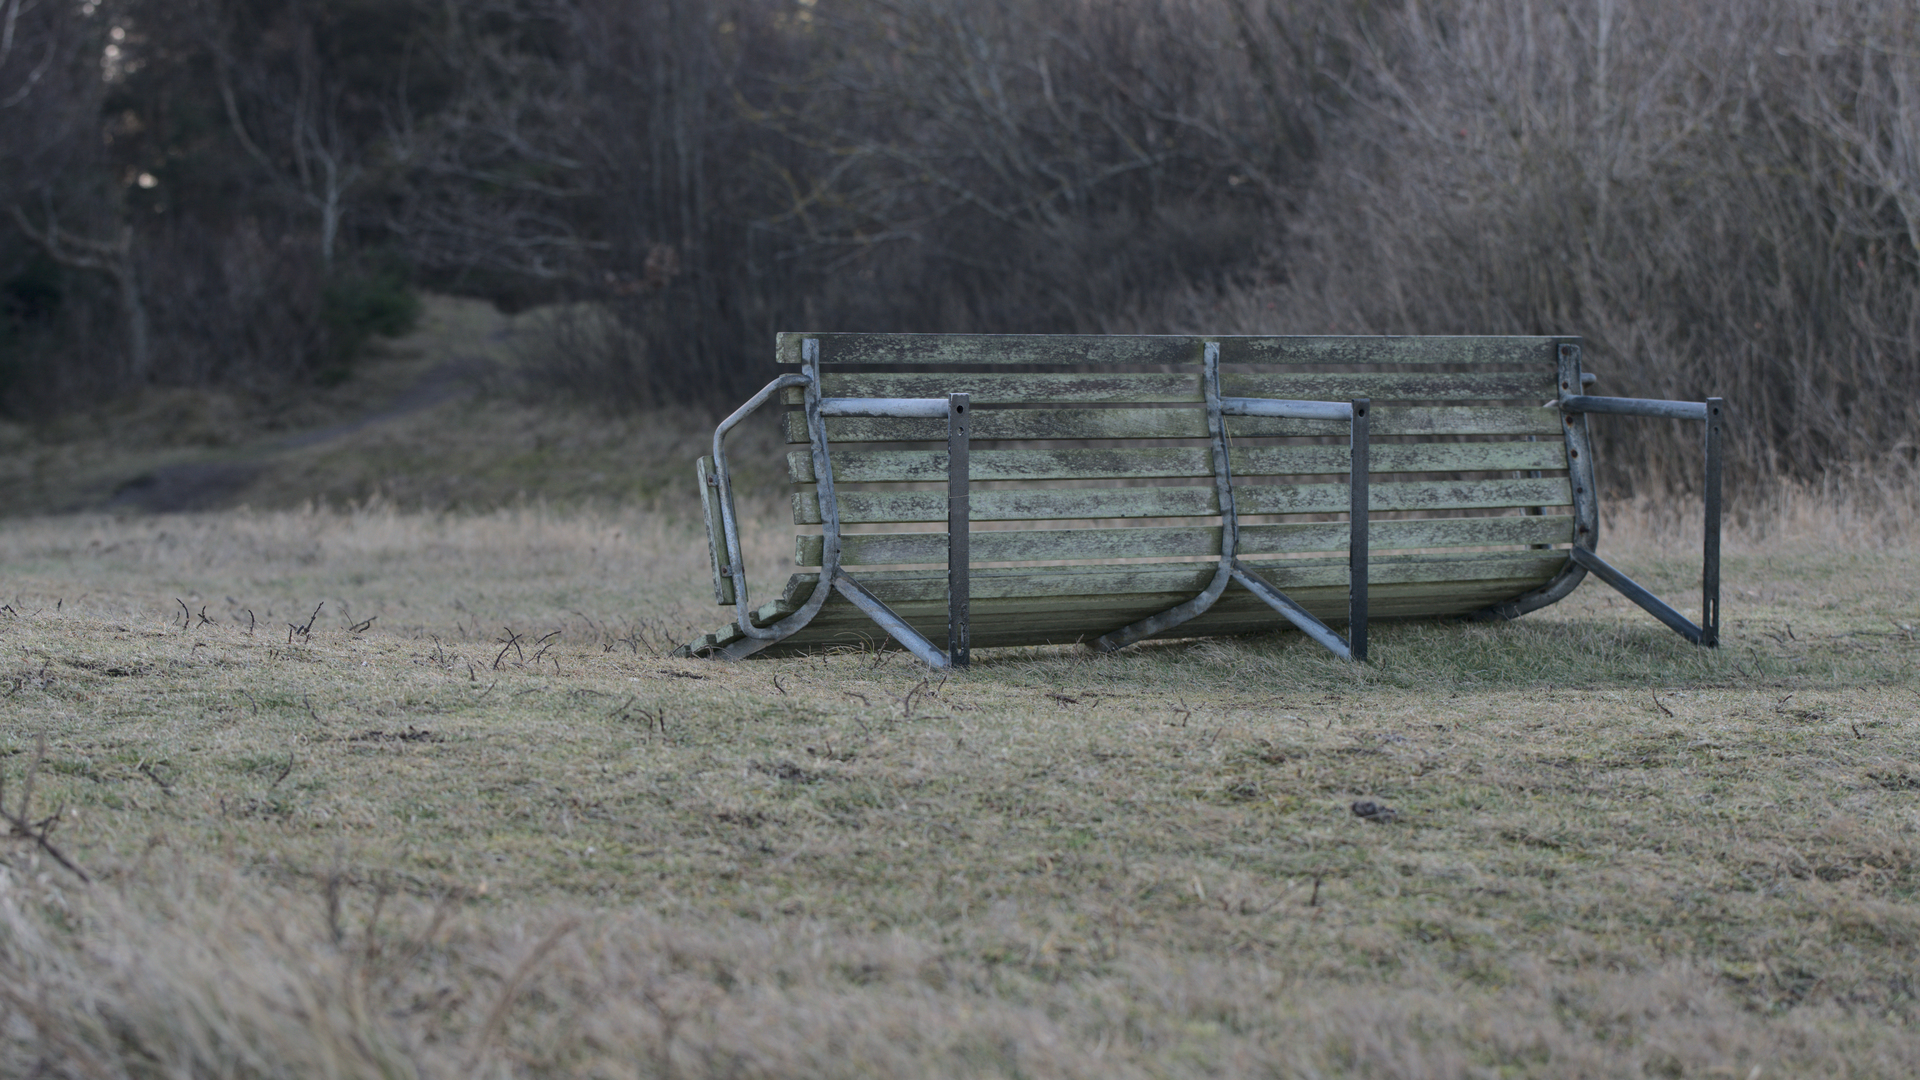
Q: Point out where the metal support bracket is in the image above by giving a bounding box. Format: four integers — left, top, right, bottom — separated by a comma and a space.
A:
1556, 391, 1724, 646
1468, 342, 1720, 644
1226, 397, 1369, 662
1093, 342, 1369, 660
695, 339, 972, 668
948, 392, 971, 667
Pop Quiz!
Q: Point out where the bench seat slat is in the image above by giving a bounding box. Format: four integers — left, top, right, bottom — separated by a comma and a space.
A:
777, 332, 1558, 367
794, 477, 1572, 524
686, 571, 1560, 656
789, 441, 1569, 483
841, 585, 1530, 631
775, 551, 1566, 602
784, 405, 1564, 443
797, 514, 1573, 565
787, 370, 1552, 405
763, 587, 1530, 637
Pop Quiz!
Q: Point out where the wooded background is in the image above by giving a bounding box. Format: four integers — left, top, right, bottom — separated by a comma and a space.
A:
3, 0, 1916, 492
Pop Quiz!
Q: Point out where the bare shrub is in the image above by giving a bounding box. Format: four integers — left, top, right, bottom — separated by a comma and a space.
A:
511, 0, 1326, 408
140, 220, 328, 389
759, 0, 1315, 333
1197, 0, 1920, 494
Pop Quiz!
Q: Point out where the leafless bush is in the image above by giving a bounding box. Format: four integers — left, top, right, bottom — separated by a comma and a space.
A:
1202, 0, 1920, 493
140, 221, 328, 389
510, 0, 1327, 407
753, 0, 1317, 332
9, 0, 1916, 496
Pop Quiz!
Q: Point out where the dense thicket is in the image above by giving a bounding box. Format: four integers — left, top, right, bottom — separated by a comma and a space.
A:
1224, 0, 1920, 492
2, 0, 1916, 491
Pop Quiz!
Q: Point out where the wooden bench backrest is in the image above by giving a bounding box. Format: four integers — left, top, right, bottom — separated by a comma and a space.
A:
777, 335, 1577, 601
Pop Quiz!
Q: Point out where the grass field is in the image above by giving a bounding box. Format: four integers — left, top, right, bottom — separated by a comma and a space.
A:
0, 492, 1916, 1077
1, 299, 1916, 1076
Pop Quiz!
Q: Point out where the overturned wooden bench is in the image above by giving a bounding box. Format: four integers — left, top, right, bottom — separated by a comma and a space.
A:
674, 334, 1723, 668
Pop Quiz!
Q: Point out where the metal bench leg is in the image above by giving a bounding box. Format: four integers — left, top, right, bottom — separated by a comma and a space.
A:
1348, 399, 1369, 661
1092, 343, 1235, 652
714, 341, 969, 668
1566, 547, 1714, 644
1702, 398, 1723, 646
1228, 562, 1354, 655
948, 392, 971, 667
705, 341, 845, 660
799, 391, 968, 669
1565, 396, 1722, 646
1226, 400, 1367, 663
831, 571, 950, 667
1098, 345, 1367, 661
1524, 339, 1723, 646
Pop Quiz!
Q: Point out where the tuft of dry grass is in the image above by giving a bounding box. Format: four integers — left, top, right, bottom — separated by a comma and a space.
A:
8, 855, 1920, 1079
0, 499, 1914, 1077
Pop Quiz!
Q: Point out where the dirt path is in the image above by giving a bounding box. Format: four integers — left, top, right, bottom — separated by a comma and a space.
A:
100, 356, 486, 513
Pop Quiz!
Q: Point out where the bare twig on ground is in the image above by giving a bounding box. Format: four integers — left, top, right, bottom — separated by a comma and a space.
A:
0, 737, 90, 883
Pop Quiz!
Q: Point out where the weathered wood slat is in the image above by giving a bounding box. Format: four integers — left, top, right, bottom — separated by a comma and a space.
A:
1215, 337, 1558, 368
776, 332, 1557, 367
696, 455, 735, 605
759, 593, 1523, 643
789, 441, 1570, 483
851, 586, 1539, 631
774, 591, 1545, 631
688, 575, 1555, 655
797, 514, 1573, 565
1248, 478, 1567, 514
779, 333, 1204, 367
786, 370, 1552, 405
773, 551, 1566, 603
794, 478, 1572, 525
740, 575, 1553, 633
783, 405, 1564, 443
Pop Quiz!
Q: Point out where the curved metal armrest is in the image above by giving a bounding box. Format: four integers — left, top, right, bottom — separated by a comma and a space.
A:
711, 373, 813, 641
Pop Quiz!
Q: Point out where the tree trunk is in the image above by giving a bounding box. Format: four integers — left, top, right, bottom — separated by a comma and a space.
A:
114, 243, 151, 382
7, 207, 152, 383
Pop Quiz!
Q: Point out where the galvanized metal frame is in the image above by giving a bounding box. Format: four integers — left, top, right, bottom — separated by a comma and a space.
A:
1560, 392, 1724, 646
1225, 396, 1370, 662
947, 392, 971, 667
692, 334, 1727, 663
1469, 341, 1721, 645
1469, 341, 1597, 621
1093, 342, 1370, 660
706, 371, 813, 628
698, 339, 973, 669
1089, 342, 1237, 653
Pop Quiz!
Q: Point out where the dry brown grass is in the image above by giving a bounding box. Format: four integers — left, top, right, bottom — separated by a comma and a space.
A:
0, 295, 792, 517
0, 498, 1914, 1077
